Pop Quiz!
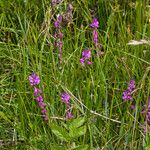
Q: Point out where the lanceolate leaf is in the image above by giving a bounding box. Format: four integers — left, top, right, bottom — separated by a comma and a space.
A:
69, 117, 86, 130
69, 125, 87, 139
51, 124, 69, 142
50, 145, 66, 150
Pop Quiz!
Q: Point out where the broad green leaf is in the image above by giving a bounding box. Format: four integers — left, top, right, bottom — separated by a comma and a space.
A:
69, 117, 85, 130
71, 144, 89, 150
51, 144, 66, 150
69, 125, 87, 139
51, 124, 69, 142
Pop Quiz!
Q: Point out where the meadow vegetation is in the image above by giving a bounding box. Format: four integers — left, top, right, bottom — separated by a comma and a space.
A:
0, 0, 150, 149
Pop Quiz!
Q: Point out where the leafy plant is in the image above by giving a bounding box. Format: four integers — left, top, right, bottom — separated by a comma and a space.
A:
51, 117, 88, 149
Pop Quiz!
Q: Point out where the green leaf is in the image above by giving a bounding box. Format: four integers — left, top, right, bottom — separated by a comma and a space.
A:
69, 125, 87, 139
51, 124, 70, 142
51, 145, 66, 150
69, 117, 85, 129
71, 144, 89, 150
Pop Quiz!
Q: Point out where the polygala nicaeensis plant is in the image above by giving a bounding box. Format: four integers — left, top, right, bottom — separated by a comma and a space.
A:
28, 72, 48, 122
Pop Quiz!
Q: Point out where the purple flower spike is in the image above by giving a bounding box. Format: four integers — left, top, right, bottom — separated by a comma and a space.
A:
38, 101, 43, 108
36, 95, 43, 102
92, 30, 98, 46
54, 16, 62, 29
61, 92, 70, 105
34, 87, 42, 96
28, 73, 40, 86
28, 72, 48, 122
82, 49, 91, 59
122, 90, 132, 101
90, 18, 99, 28
122, 80, 136, 101
41, 108, 47, 114
66, 111, 74, 120
60, 92, 74, 120
128, 80, 136, 92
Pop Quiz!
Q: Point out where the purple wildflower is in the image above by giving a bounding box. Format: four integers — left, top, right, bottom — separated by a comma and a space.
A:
80, 58, 85, 66
66, 111, 74, 120
38, 101, 43, 108
54, 32, 57, 38
61, 92, 74, 120
41, 108, 47, 114
130, 105, 135, 110
28, 73, 40, 86
92, 30, 98, 46
54, 16, 62, 29
122, 90, 133, 101
28, 73, 48, 122
127, 80, 136, 92
82, 49, 92, 59
61, 92, 70, 105
34, 87, 42, 96
141, 97, 150, 134
36, 95, 43, 102
54, 15, 63, 64
90, 18, 99, 28
80, 49, 92, 66
87, 61, 92, 65
122, 80, 136, 101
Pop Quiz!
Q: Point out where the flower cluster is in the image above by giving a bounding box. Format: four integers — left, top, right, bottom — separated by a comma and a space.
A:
79, 17, 103, 66
122, 80, 136, 101
90, 18, 99, 28
142, 97, 150, 134
54, 15, 63, 64
80, 49, 92, 66
28, 73, 48, 121
61, 92, 73, 119
90, 18, 99, 48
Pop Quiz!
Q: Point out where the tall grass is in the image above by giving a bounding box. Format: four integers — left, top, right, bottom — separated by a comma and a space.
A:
0, 0, 150, 149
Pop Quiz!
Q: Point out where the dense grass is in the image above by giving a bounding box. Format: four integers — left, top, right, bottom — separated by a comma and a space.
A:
0, 0, 150, 149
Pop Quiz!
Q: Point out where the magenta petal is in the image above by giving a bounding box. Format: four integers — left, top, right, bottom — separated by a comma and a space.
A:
87, 61, 92, 65
61, 92, 70, 105
131, 105, 135, 110
90, 18, 99, 28
80, 58, 85, 65
34, 87, 42, 96
28, 72, 40, 86
36, 95, 43, 102
82, 49, 91, 59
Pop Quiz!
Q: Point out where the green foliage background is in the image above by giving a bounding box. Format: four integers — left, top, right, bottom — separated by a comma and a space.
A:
0, 0, 150, 149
